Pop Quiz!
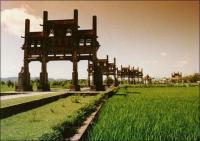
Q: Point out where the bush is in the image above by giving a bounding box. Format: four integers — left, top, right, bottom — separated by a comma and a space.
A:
71, 96, 81, 103
1, 81, 5, 85
104, 77, 114, 86
7, 80, 14, 88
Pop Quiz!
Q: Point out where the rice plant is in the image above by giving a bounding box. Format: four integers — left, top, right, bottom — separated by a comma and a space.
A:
84, 87, 199, 141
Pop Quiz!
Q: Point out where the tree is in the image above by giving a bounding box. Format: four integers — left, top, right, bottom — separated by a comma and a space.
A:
182, 73, 200, 83
7, 80, 14, 87
191, 73, 200, 82
0, 81, 5, 85
35, 79, 40, 87
105, 77, 114, 86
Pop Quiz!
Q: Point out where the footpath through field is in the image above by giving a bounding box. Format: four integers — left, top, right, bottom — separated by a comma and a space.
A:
0, 87, 91, 101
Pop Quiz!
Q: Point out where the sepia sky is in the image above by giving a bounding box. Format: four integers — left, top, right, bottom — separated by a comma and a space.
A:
1, 1, 199, 79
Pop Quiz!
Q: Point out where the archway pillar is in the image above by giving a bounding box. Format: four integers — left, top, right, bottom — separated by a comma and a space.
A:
70, 51, 80, 91
91, 54, 104, 91
16, 63, 32, 91
38, 58, 50, 91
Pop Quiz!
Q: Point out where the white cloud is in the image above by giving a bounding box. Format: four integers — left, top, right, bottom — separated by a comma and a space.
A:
1, 6, 42, 36
178, 60, 188, 66
160, 52, 167, 56
144, 60, 158, 65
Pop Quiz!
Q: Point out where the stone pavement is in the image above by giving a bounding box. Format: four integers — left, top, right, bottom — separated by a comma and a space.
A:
0, 87, 104, 101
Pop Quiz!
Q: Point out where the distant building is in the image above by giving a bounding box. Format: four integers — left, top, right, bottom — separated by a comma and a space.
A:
143, 74, 152, 84
171, 72, 183, 83
160, 77, 170, 84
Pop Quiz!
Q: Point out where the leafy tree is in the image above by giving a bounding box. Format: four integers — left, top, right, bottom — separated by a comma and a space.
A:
181, 73, 200, 83
105, 77, 114, 86
0, 81, 5, 85
35, 79, 40, 87
190, 73, 200, 82
7, 80, 14, 88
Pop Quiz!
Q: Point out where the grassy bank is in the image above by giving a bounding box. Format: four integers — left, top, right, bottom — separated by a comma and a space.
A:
84, 87, 199, 141
1, 94, 104, 140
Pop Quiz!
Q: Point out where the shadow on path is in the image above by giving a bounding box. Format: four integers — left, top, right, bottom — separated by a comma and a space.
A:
115, 91, 141, 96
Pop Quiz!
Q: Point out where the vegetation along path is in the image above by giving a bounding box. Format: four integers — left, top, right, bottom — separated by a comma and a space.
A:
83, 86, 199, 141
1, 93, 104, 140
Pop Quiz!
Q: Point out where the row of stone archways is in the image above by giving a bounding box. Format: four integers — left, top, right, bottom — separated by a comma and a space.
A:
27, 60, 90, 91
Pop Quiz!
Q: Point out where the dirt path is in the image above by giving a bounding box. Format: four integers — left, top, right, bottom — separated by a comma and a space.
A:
0, 87, 91, 101
0, 91, 62, 101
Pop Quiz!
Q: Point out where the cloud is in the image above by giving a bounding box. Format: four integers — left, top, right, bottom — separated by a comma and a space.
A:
160, 52, 167, 56
1, 6, 42, 36
175, 60, 188, 69
179, 60, 188, 66
144, 60, 158, 65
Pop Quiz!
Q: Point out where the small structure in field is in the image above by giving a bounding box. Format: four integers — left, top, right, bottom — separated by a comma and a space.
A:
143, 74, 152, 85
88, 55, 118, 88
171, 72, 183, 83
117, 65, 143, 84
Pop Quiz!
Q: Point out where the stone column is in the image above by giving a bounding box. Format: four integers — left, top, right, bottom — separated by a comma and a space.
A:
70, 9, 80, 91
106, 55, 109, 85
87, 60, 91, 87
92, 61, 104, 91
128, 65, 130, 84
113, 57, 118, 86
71, 50, 80, 91
24, 19, 32, 91
91, 16, 104, 91
39, 58, 49, 91
39, 11, 50, 91
16, 19, 32, 91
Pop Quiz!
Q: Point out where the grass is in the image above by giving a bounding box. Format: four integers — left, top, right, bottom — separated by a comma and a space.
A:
1, 92, 66, 108
1, 86, 116, 108
0, 84, 66, 93
0, 85, 15, 92
1, 93, 104, 140
84, 86, 200, 141
120, 83, 199, 88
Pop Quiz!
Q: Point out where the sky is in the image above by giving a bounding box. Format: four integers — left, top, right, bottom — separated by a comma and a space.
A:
1, 1, 199, 79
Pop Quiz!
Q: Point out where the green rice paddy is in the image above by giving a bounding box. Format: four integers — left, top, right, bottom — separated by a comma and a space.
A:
84, 87, 199, 141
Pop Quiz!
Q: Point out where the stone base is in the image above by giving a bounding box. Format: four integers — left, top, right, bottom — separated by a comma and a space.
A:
15, 84, 33, 92
114, 83, 119, 87
38, 72, 50, 91
70, 84, 81, 91
37, 84, 50, 91
114, 79, 120, 87
15, 69, 32, 92
90, 85, 105, 91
